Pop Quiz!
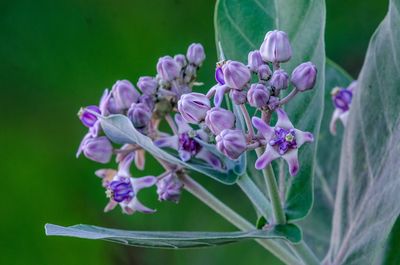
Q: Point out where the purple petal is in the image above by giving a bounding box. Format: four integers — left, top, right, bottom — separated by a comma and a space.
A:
275, 108, 294, 129
154, 135, 179, 150
128, 198, 156, 214
196, 149, 223, 170
206, 84, 217, 98
179, 149, 192, 162
104, 200, 118, 212
255, 145, 280, 169
282, 149, 299, 176
132, 176, 157, 193
329, 109, 341, 135
252, 117, 274, 140
214, 85, 230, 107
118, 152, 134, 176
135, 149, 145, 170
76, 132, 91, 158
294, 129, 314, 147
174, 114, 192, 134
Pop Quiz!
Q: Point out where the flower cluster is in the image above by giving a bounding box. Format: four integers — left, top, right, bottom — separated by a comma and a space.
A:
75, 30, 318, 216
329, 81, 357, 135
76, 44, 214, 214
177, 30, 316, 176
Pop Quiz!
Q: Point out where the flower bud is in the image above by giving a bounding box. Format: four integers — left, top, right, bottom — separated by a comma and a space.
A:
216, 129, 247, 160
157, 56, 180, 81
222, 60, 251, 90
174, 54, 187, 68
247, 83, 270, 109
127, 103, 152, 130
291, 62, 317, 91
258, 64, 272, 80
270, 69, 289, 91
79, 105, 100, 128
112, 80, 140, 110
247, 50, 263, 72
177, 92, 210, 124
156, 173, 184, 203
137, 76, 158, 95
186, 43, 206, 66
139, 94, 155, 111
205, 107, 235, 135
260, 30, 292, 63
82, 136, 113, 164
267, 96, 280, 111
229, 89, 247, 105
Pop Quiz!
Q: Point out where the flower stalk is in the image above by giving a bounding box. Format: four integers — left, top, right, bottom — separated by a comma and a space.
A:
181, 174, 300, 265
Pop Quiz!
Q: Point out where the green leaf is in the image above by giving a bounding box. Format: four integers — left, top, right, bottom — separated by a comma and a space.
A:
100, 114, 240, 184
45, 223, 302, 248
256, 216, 268, 229
378, 216, 400, 265
326, 1, 400, 264
215, 0, 326, 221
299, 59, 352, 258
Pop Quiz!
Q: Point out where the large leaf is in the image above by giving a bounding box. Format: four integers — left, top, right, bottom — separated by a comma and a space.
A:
299, 60, 352, 258
379, 216, 400, 265
100, 114, 242, 184
215, 0, 326, 221
326, 1, 400, 264
45, 223, 302, 248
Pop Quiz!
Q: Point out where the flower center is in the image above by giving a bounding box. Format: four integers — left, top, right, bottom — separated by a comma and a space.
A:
107, 177, 134, 203
269, 127, 297, 155
332, 87, 352, 111
178, 132, 201, 155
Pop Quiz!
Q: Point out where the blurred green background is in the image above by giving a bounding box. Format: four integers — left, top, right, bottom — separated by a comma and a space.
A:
0, 0, 387, 264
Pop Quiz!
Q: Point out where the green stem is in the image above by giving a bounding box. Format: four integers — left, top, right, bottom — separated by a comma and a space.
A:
290, 241, 320, 265
261, 161, 287, 224
236, 174, 272, 218
181, 175, 300, 265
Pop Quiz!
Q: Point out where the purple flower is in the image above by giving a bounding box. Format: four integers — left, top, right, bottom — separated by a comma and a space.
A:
270, 69, 289, 91
127, 103, 152, 131
248, 50, 263, 72
111, 80, 140, 111
154, 114, 222, 169
247, 83, 270, 109
96, 153, 157, 214
137, 76, 158, 95
329, 81, 357, 135
260, 30, 292, 63
205, 107, 236, 135
156, 172, 184, 203
252, 109, 313, 176
77, 135, 113, 164
291, 62, 317, 91
186, 43, 206, 66
157, 56, 181, 82
222, 60, 251, 90
258, 64, 272, 81
216, 129, 247, 160
79, 105, 101, 128
177, 92, 210, 124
